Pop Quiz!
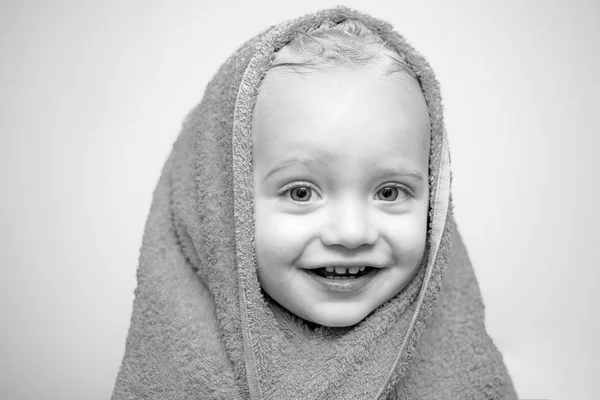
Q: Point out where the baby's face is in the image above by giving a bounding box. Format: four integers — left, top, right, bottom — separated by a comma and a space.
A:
252, 66, 430, 327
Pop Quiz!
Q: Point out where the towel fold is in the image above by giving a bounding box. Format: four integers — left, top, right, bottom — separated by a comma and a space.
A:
112, 6, 517, 399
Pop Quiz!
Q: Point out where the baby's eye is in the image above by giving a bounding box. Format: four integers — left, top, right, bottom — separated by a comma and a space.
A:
284, 184, 319, 202
375, 185, 409, 201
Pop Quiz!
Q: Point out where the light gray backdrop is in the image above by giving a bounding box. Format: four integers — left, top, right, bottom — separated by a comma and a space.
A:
1, 0, 598, 399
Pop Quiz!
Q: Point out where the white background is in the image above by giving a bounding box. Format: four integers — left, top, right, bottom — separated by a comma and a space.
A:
1, 0, 598, 399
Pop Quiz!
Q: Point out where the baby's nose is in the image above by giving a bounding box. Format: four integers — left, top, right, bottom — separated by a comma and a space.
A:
320, 200, 378, 249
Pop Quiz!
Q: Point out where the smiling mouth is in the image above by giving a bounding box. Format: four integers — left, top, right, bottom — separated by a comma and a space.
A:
306, 266, 378, 279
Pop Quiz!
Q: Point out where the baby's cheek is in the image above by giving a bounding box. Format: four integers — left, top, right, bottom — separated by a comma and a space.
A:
386, 213, 428, 261
256, 212, 315, 262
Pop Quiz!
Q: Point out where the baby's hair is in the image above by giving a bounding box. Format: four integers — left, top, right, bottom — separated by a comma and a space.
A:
270, 18, 417, 81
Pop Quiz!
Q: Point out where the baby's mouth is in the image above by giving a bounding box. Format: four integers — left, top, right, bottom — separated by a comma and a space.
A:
306, 266, 378, 279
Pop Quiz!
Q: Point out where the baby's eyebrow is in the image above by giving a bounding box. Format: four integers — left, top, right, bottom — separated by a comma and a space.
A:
371, 165, 425, 182
264, 155, 325, 181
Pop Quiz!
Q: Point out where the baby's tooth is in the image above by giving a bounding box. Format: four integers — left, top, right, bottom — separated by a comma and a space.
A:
359, 266, 366, 272
325, 266, 335, 273
334, 266, 347, 274
341, 276, 348, 280
349, 266, 359, 274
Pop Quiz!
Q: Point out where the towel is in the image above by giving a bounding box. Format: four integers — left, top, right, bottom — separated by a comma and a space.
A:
112, 6, 517, 399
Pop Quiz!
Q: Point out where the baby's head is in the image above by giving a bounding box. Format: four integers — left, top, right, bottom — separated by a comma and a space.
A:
252, 19, 431, 327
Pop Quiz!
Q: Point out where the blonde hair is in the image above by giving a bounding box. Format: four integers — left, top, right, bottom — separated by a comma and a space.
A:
269, 18, 418, 81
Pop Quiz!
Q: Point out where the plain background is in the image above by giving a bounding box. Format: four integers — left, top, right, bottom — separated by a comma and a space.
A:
1, 0, 598, 399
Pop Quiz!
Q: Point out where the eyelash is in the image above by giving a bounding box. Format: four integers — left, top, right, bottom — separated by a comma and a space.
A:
375, 183, 413, 201
279, 182, 413, 201
280, 182, 321, 199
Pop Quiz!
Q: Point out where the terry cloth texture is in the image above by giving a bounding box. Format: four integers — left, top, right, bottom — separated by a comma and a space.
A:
112, 5, 517, 400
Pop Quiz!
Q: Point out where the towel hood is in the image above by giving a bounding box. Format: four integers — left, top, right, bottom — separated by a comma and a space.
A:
113, 6, 517, 399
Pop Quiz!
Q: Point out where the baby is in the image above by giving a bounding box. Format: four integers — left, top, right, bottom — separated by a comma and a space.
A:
113, 8, 517, 399
252, 20, 431, 327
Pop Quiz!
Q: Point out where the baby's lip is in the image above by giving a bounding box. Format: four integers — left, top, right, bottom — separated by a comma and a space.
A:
302, 262, 385, 270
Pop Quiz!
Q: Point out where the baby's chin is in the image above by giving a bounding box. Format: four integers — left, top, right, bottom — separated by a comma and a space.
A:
294, 301, 376, 328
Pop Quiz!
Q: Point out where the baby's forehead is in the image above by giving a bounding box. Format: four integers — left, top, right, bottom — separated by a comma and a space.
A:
251, 65, 431, 167
255, 67, 428, 119
258, 135, 426, 160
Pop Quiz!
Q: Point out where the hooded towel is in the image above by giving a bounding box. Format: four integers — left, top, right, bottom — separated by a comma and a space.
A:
112, 6, 517, 399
